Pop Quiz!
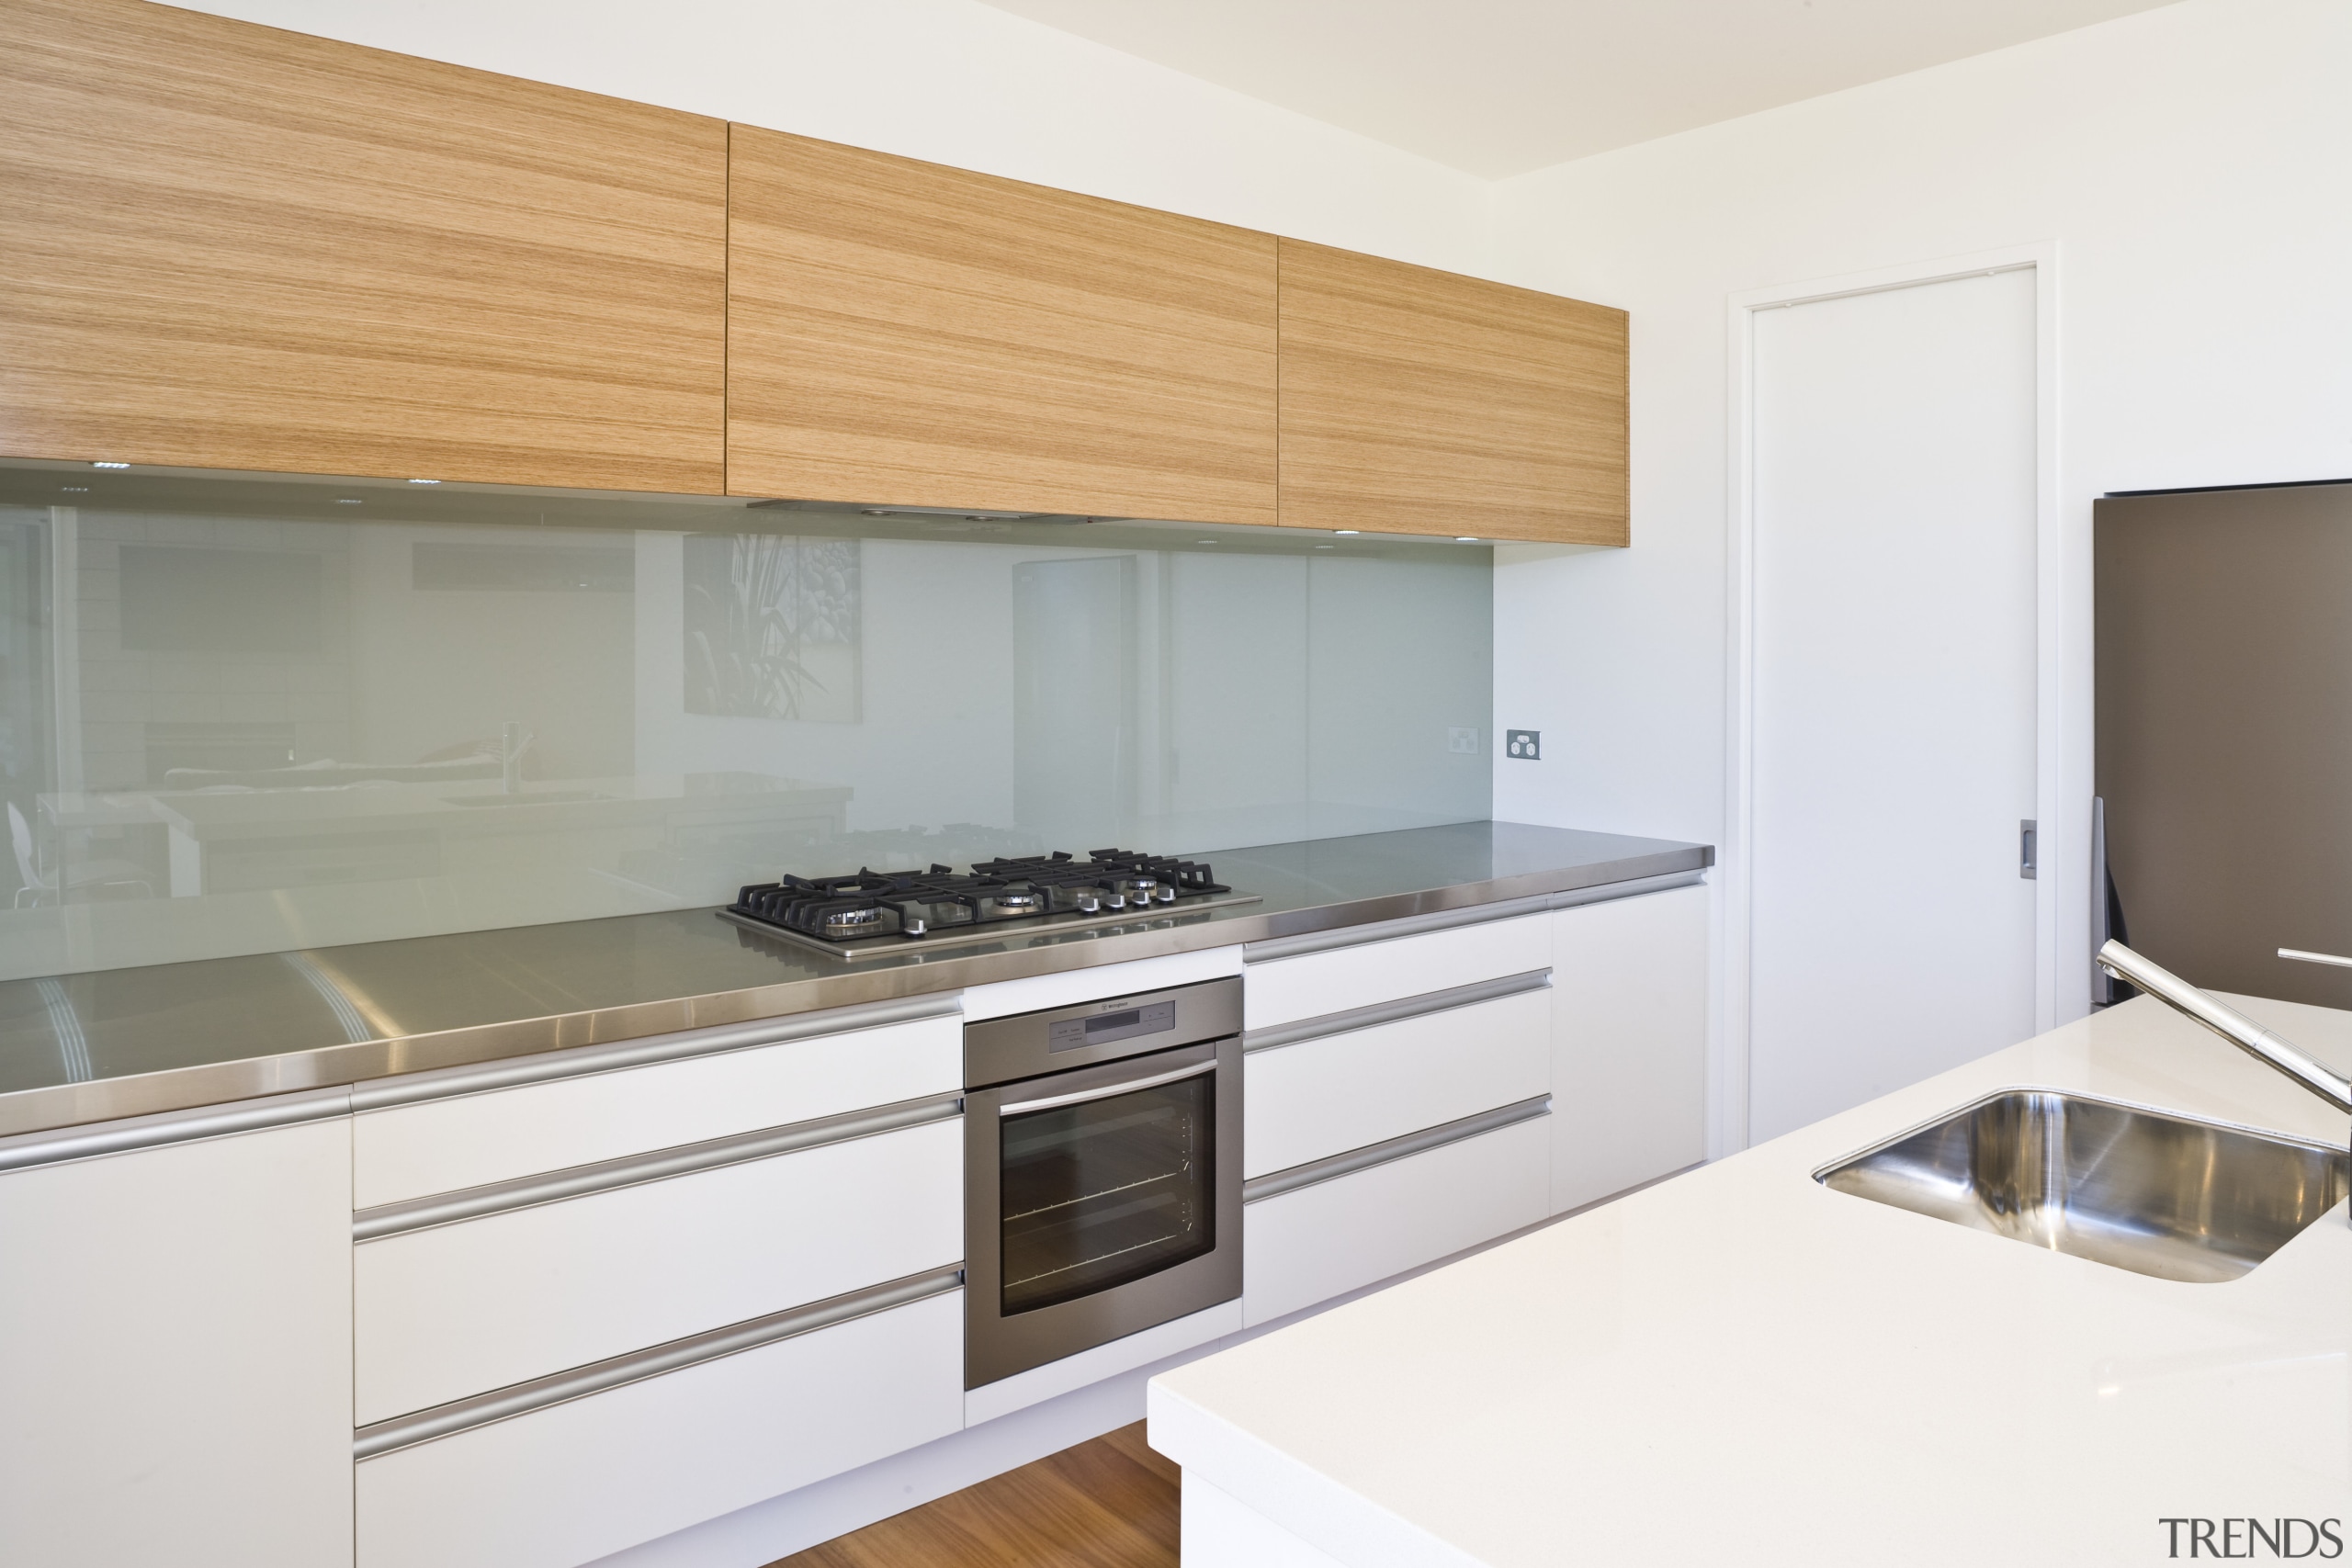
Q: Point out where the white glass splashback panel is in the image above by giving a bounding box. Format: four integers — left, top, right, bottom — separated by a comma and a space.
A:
0, 467, 1492, 979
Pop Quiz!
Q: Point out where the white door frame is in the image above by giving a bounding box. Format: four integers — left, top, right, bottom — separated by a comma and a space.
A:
1718, 243, 2061, 1157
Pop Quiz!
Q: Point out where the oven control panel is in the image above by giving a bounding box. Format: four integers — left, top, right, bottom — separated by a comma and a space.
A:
1047, 999, 1177, 1053
964, 976, 1241, 1089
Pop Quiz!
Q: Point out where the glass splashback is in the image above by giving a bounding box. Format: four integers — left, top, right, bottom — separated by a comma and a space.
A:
0, 461, 1492, 980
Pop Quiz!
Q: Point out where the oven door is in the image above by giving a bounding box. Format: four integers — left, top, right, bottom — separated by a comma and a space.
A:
963, 1035, 1242, 1389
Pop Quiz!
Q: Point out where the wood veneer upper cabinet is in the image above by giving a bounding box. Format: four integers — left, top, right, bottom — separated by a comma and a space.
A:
1276, 240, 1628, 545
726, 127, 1278, 525
0, 0, 728, 492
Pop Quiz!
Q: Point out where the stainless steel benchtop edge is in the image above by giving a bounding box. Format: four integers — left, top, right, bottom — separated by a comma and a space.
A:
0, 823, 1711, 1141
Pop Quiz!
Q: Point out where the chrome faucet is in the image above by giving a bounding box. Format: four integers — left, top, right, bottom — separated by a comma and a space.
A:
2097, 940, 2352, 1225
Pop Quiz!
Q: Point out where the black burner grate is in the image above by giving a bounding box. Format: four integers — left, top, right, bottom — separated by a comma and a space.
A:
729, 850, 1232, 945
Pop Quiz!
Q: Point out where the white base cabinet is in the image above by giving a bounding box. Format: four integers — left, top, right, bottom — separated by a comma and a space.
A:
1242, 911, 1550, 1030
1241, 1115, 1551, 1328
1244, 986, 1550, 1179
0, 1114, 354, 1568
1549, 884, 1710, 1213
356, 1289, 966, 1568
352, 1010, 959, 1208
356, 1118, 961, 1423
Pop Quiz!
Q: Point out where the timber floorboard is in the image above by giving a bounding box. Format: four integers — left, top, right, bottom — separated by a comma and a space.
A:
768, 1422, 1181, 1568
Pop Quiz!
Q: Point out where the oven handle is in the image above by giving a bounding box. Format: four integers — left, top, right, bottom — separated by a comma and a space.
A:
995, 1056, 1217, 1117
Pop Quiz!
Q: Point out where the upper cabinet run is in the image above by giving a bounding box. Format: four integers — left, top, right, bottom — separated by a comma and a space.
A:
726, 128, 1279, 526
0, 0, 728, 492
1275, 240, 1628, 546
0, 6, 1625, 538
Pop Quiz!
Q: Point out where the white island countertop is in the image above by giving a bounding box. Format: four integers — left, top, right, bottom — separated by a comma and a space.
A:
1149, 994, 2351, 1565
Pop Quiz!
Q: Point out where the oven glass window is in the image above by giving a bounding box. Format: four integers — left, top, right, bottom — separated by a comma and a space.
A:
999, 1070, 1215, 1316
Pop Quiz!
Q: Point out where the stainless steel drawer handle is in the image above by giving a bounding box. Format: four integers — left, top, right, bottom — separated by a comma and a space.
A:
997, 1057, 1216, 1117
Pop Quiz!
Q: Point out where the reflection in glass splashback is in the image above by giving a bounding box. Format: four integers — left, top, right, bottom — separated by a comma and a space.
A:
0, 462, 1492, 980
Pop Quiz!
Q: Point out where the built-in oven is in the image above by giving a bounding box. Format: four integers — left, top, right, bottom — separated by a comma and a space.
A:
962, 976, 1242, 1389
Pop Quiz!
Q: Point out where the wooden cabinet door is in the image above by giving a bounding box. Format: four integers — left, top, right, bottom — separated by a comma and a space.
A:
727, 127, 1277, 525
0, 0, 727, 492
1277, 239, 1627, 545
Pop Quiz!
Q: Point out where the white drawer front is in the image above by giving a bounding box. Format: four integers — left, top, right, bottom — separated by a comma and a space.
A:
1243, 913, 1548, 1031
356, 1119, 961, 1425
1241, 1115, 1549, 1328
1245, 987, 1550, 1179
356, 1289, 965, 1568
354, 1011, 961, 1209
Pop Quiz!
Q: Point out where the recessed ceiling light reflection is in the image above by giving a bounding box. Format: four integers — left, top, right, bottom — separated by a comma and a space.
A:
91, 461, 130, 469
406, 478, 440, 485
1334, 529, 1360, 536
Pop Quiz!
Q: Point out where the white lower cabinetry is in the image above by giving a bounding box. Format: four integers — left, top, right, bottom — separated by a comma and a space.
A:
353, 1010, 960, 1208
0, 876, 1713, 1568
1242, 911, 1550, 1030
1244, 987, 1550, 1179
0, 1113, 354, 1568
356, 1118, 962, 1423
356, 1289, 967, 1568
1241, 1115, 1550, 1328
1550, 884, 1710, 1213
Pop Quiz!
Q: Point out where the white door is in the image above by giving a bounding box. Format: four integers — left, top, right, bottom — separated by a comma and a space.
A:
1747, 267, 2039, 1142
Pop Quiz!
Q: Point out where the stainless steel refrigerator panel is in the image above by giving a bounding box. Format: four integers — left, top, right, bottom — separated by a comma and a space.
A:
2095, 481, 2352, 1008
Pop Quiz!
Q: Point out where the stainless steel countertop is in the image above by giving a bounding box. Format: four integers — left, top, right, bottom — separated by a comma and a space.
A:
0, 821, 1710, 1138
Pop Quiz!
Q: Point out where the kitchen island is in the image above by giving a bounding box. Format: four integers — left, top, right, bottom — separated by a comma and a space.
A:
1150, 992, 2352, 1565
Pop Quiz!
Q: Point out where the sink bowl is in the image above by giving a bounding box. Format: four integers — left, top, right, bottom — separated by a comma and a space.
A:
1816, 1090, 2347, 1283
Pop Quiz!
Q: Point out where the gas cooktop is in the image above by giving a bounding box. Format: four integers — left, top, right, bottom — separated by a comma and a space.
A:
722, 849, 1261, 961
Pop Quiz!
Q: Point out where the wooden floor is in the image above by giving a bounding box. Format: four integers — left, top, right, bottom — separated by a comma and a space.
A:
768, 1423, 1180, 1568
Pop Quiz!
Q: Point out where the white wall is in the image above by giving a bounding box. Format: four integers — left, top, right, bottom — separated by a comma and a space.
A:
166, 0, 1492, 276
1486, 0, 2352, 1044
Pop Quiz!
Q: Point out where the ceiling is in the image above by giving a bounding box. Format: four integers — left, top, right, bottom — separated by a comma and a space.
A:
977, 0, 2179, 178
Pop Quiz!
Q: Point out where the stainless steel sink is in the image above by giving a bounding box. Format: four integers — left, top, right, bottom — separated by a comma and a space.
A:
1816, 1090, 2348, 1283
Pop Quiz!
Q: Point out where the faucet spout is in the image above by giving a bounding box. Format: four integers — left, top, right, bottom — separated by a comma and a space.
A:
2097, 940, 2352, 1115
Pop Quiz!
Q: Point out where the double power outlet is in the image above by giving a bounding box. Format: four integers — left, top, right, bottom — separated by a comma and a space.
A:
1446, 728, 1542, 760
